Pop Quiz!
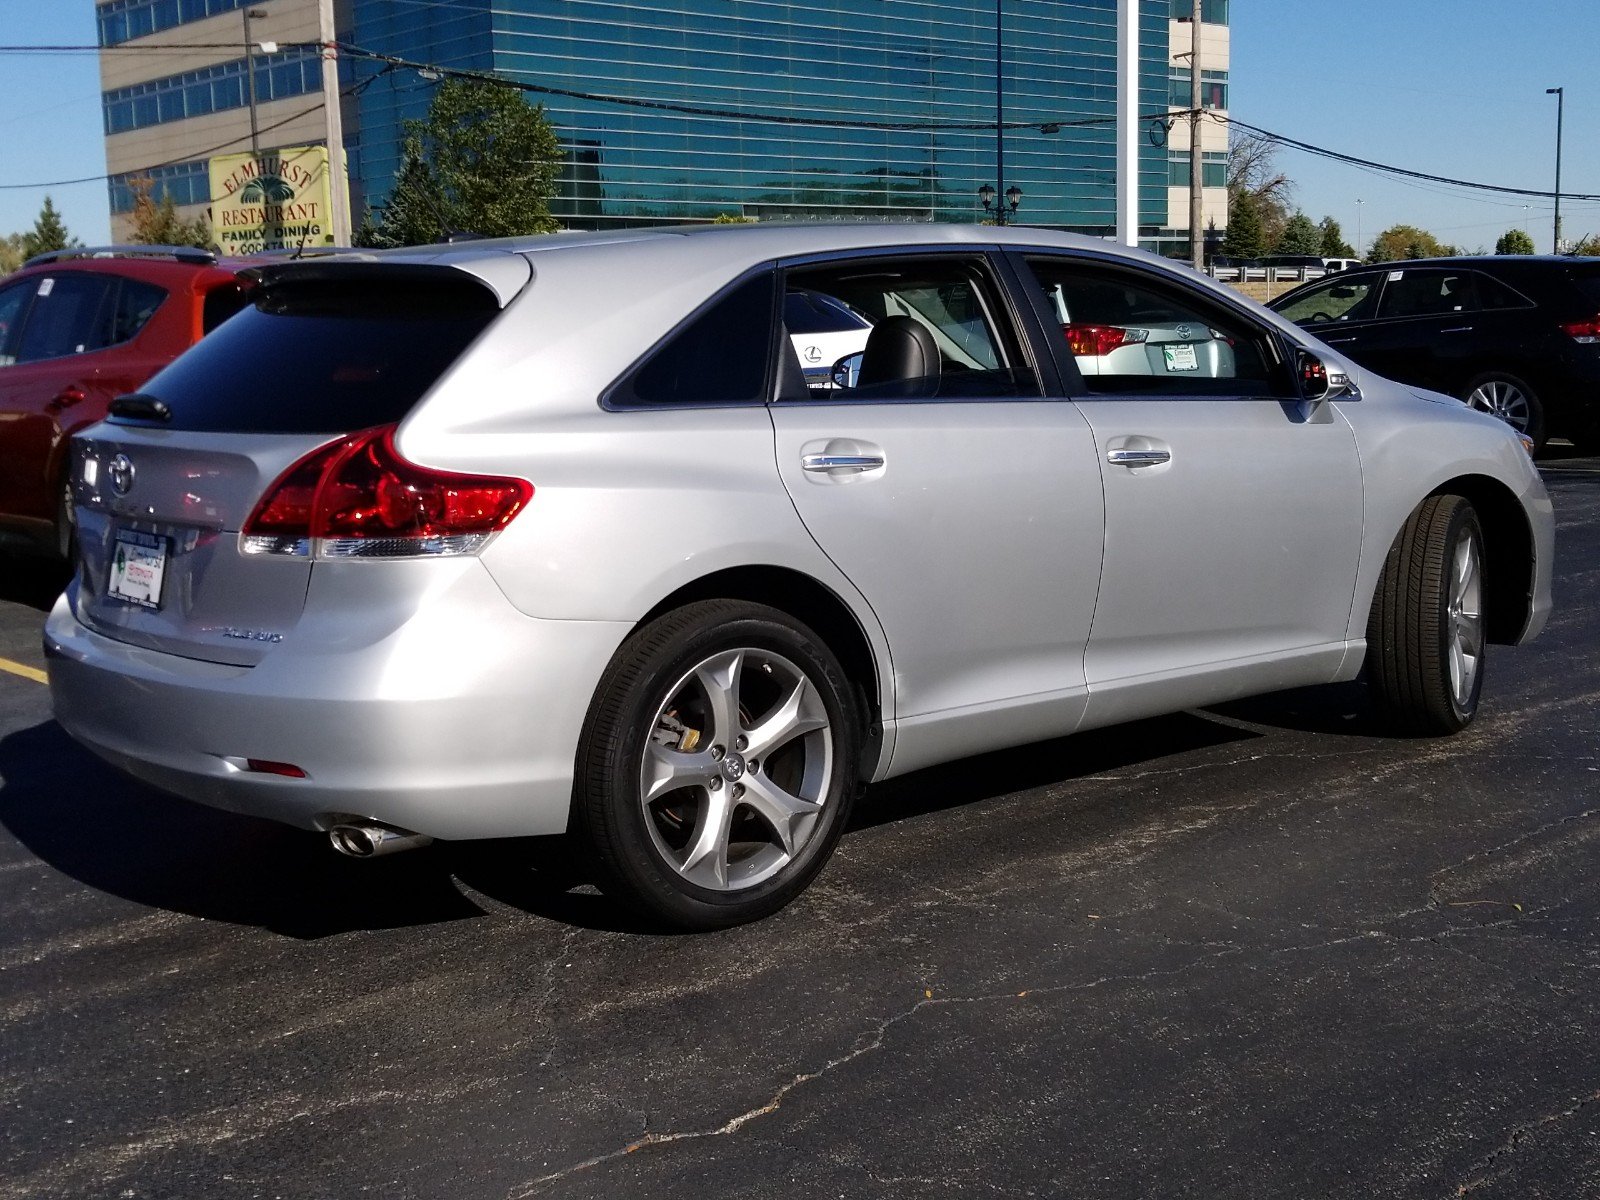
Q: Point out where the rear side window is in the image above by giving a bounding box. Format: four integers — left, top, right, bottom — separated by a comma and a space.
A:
110, 279, 168, 344
125, 275, 500, 433
610, 272, 776, 407
16, 274, 116, 362
202, 281, 251, 333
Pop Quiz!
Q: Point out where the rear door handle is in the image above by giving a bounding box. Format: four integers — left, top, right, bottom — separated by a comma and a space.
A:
1324, 336, 1358, 345
802, 453, 884, 474
47, 386, 87, 413
1106, 448, 1170, 468
1441, 325, 1474, 333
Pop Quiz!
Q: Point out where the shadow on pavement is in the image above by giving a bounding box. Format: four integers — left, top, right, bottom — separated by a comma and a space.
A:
1206, 680, 1381, 738
0, 555, 71, 613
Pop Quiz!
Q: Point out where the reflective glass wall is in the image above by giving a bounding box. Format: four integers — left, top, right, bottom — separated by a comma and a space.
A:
354, 1, 1183, 234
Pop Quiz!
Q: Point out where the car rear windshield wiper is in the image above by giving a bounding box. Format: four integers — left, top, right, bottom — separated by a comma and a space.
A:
108, 394, 172, 422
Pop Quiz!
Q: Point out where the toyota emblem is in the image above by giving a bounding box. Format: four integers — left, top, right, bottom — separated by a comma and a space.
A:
108, 454, 135, 496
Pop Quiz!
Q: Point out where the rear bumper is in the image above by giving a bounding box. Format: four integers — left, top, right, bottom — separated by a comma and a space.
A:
44, 565, 631, 840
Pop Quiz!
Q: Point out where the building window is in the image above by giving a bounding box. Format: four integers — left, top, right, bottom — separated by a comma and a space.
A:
97, 0, 257, 48
1168, 72, 1229, 112
1168, 154, 1228, 189
1170, 0, 1229, 23
108, 160, 213, 214
102, 48, 320, 134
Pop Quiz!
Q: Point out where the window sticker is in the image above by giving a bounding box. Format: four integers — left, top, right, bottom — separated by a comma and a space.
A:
37, 278, 55, 297
1387, 271, 1403, 282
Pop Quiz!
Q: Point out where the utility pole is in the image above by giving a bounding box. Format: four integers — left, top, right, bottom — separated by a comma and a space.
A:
1189, 0, 1203, 269
319, 0, 352, 245
243, 8, 266, 156
1546, 86, 1564, 253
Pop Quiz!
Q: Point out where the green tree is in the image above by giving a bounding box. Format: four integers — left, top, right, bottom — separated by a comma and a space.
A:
1573, 233, 1600, 257
365, 137, 447, 248
0, 232, 25, 275
21, 196, 78, 259
1367, 224, 1455, 263
1227, 130, 1292, 251
1318, 216, 1354, 258
408, 77, 561, 238
1277, 210, 1321, 255
1220, 188, 1266, 258
127, 176, 211, 249
1494, 228, 1535, 255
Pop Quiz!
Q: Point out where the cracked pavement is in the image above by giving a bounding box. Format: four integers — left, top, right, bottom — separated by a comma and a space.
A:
2, 451, 1598, 1199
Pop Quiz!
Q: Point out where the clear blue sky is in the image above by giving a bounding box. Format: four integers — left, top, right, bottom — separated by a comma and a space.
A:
1, 0, 1595, 254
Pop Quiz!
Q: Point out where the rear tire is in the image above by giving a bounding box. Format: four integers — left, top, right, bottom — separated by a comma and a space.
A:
1365, 495, 1486, 735
573, 600, 860, 930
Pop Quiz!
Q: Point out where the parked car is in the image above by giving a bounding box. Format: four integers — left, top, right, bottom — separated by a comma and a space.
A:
1262, 255, 1327, 283
784, 288, 871, 389
1322, 257, 1363, 274
46, 226, 1553, 930
1269, 256, 1600, 451
0, 246, 253, 558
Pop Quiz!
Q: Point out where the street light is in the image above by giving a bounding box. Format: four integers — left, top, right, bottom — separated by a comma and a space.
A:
994, 0, 1007, 226
1546, 86, 1564, 253
243, 7, 269, 157
1355, 198, 1363, 259
978, 184, 1021, 222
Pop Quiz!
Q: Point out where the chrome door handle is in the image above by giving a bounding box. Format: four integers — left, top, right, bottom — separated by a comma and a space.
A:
1106, 448, 1171, 468
802, 453, 884, 473
1324, 336, 1357, 345
1441, 325, 1473, 333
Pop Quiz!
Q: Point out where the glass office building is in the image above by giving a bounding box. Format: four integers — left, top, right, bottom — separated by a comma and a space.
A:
352, 1, 1216, 241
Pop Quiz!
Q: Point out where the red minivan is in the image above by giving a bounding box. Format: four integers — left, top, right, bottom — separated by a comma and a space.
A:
0, 247, 252, 558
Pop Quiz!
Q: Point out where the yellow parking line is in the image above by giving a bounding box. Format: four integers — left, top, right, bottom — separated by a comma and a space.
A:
0, 657, 47, 685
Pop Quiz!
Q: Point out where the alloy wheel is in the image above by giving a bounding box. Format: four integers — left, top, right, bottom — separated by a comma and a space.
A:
1465, 379, 1531, 432
1446, 530, 1484, 713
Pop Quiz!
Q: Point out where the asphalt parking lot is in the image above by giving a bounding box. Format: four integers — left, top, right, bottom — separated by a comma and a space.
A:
2, 453, 1597, 1200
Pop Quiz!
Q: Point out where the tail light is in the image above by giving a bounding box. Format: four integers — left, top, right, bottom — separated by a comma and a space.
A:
241, 425, 532, 559
1561, 316, 1600, 344
1063, 323, 1149, 357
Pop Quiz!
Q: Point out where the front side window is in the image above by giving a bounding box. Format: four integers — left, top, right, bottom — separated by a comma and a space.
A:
779, 256, 1033, 401
15, 275, 116, 363
1025, 257, 1290, 397
1275, 276, 1380, 326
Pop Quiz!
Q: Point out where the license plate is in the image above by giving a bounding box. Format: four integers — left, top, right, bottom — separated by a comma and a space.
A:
1163, 343, 1200, 372
109, 530, 169, 610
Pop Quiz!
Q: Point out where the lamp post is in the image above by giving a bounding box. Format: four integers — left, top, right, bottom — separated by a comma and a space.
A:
243, 7, 268, 157
994, 0, 1006, 225
1355, 198, 1363, 259
979, 184, 1021, 222
1546, 86, 1564, 253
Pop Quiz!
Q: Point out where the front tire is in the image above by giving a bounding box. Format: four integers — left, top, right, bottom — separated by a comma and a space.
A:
574, 600, 860, 930
1461, 372, 1545, 452
1366, 495, 1486, 735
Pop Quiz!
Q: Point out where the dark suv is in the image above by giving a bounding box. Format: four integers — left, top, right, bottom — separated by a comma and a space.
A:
0, 246, 252, 557
1269, 256, 1600, 452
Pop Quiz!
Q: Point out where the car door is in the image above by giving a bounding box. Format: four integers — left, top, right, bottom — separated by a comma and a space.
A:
767, 250, 1106, 775
1015, 252, 1364, 730
1351, 267, 1487, 391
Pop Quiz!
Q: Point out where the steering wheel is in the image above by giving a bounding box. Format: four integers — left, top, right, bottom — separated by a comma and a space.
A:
1310, 311, 1335, 323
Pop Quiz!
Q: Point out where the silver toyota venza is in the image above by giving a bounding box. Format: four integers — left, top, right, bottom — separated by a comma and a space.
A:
45, 224, 1554, 929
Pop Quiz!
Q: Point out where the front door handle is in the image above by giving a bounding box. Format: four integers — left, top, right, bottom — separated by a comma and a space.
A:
47, 386, 87, 413
802, 453, 885, 474
1440, 325, 1474, 333
1324, 336, 1358, 345
1106, 447, 1171, 468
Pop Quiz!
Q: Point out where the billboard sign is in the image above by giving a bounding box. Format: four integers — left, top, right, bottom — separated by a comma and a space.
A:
209, 145, 343, 256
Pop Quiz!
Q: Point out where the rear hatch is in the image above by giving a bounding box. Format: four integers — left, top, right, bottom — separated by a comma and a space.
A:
68, 263, 515, 666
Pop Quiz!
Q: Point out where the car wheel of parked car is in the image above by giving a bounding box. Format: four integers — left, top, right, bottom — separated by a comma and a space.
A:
1366, 494, 1486, 735
574, 600, 860, 929
1462, 372, 1545, 450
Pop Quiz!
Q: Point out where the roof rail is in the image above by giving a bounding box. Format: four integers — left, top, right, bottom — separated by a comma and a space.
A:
21, 244, 217, 269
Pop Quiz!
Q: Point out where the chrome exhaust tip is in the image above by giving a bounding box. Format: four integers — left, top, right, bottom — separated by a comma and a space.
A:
328, 823, 434, 859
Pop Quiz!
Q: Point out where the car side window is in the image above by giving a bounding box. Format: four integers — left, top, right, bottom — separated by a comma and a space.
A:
15, 274, 117, 363
1375, 270, 1477, 319
1275, 276, 1379, 326
0, 279, 37, 367
609, 271, 777, 407
1472, 272, 1531, 310
1023, 257, 1291, 398
110, 279, 168, 345
778, 255, 1034, 401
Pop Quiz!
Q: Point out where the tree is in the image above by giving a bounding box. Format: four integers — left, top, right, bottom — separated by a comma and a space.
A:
364, 136, 447, 248
1367, 224, 1456, 263
1227, 130, 1292, 252
0, 232, 25, 275
21, 196, 78, 259
1573, 234, 1600, 257
1494, 229, 1535, 255
127, 176, 211, 249
1219, 188, 1266, 258
1277, 210, 1321, 255
407, 77, 562, 239
1318, 216, 1354, 258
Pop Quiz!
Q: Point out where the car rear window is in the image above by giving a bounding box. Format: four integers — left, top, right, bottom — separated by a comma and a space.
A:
124, 276, 500, 433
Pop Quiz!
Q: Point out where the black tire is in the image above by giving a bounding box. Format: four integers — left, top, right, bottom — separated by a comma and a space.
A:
1365, 494, 1486, 735
55, 471, 78, 564
1460, 371, 1546, 452
573, 599, 860, 930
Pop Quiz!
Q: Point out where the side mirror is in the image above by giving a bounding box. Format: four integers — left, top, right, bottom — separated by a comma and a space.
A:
1297, 351, 1331, 402
831, 351, 863, 390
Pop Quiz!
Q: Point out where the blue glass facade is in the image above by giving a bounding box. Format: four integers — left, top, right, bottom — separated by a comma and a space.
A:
354, 1, 1198, 236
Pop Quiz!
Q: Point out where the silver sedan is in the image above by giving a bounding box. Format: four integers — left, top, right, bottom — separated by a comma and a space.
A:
45, 224, 1554, 929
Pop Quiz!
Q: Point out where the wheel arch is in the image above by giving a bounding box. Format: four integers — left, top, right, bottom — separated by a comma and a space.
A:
636, 564, 888, 775
1427, 473, 1536, 645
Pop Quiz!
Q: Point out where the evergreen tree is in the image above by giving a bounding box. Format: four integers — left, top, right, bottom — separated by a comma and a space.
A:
409, 78, 561, 238
1277, 210, 1321, 255
1220, 190, 1265, 259
127, 177, 211, 249
1494, 229, 1535, 255
1318, 216, 1355, 258
369, 137, 447, 248
21, 196, 77, 259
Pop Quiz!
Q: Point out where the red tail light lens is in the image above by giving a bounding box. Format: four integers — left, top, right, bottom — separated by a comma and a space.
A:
1063, 323, 1148, 357
242, 425, 532, 559
1561, 316, 1600, 344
